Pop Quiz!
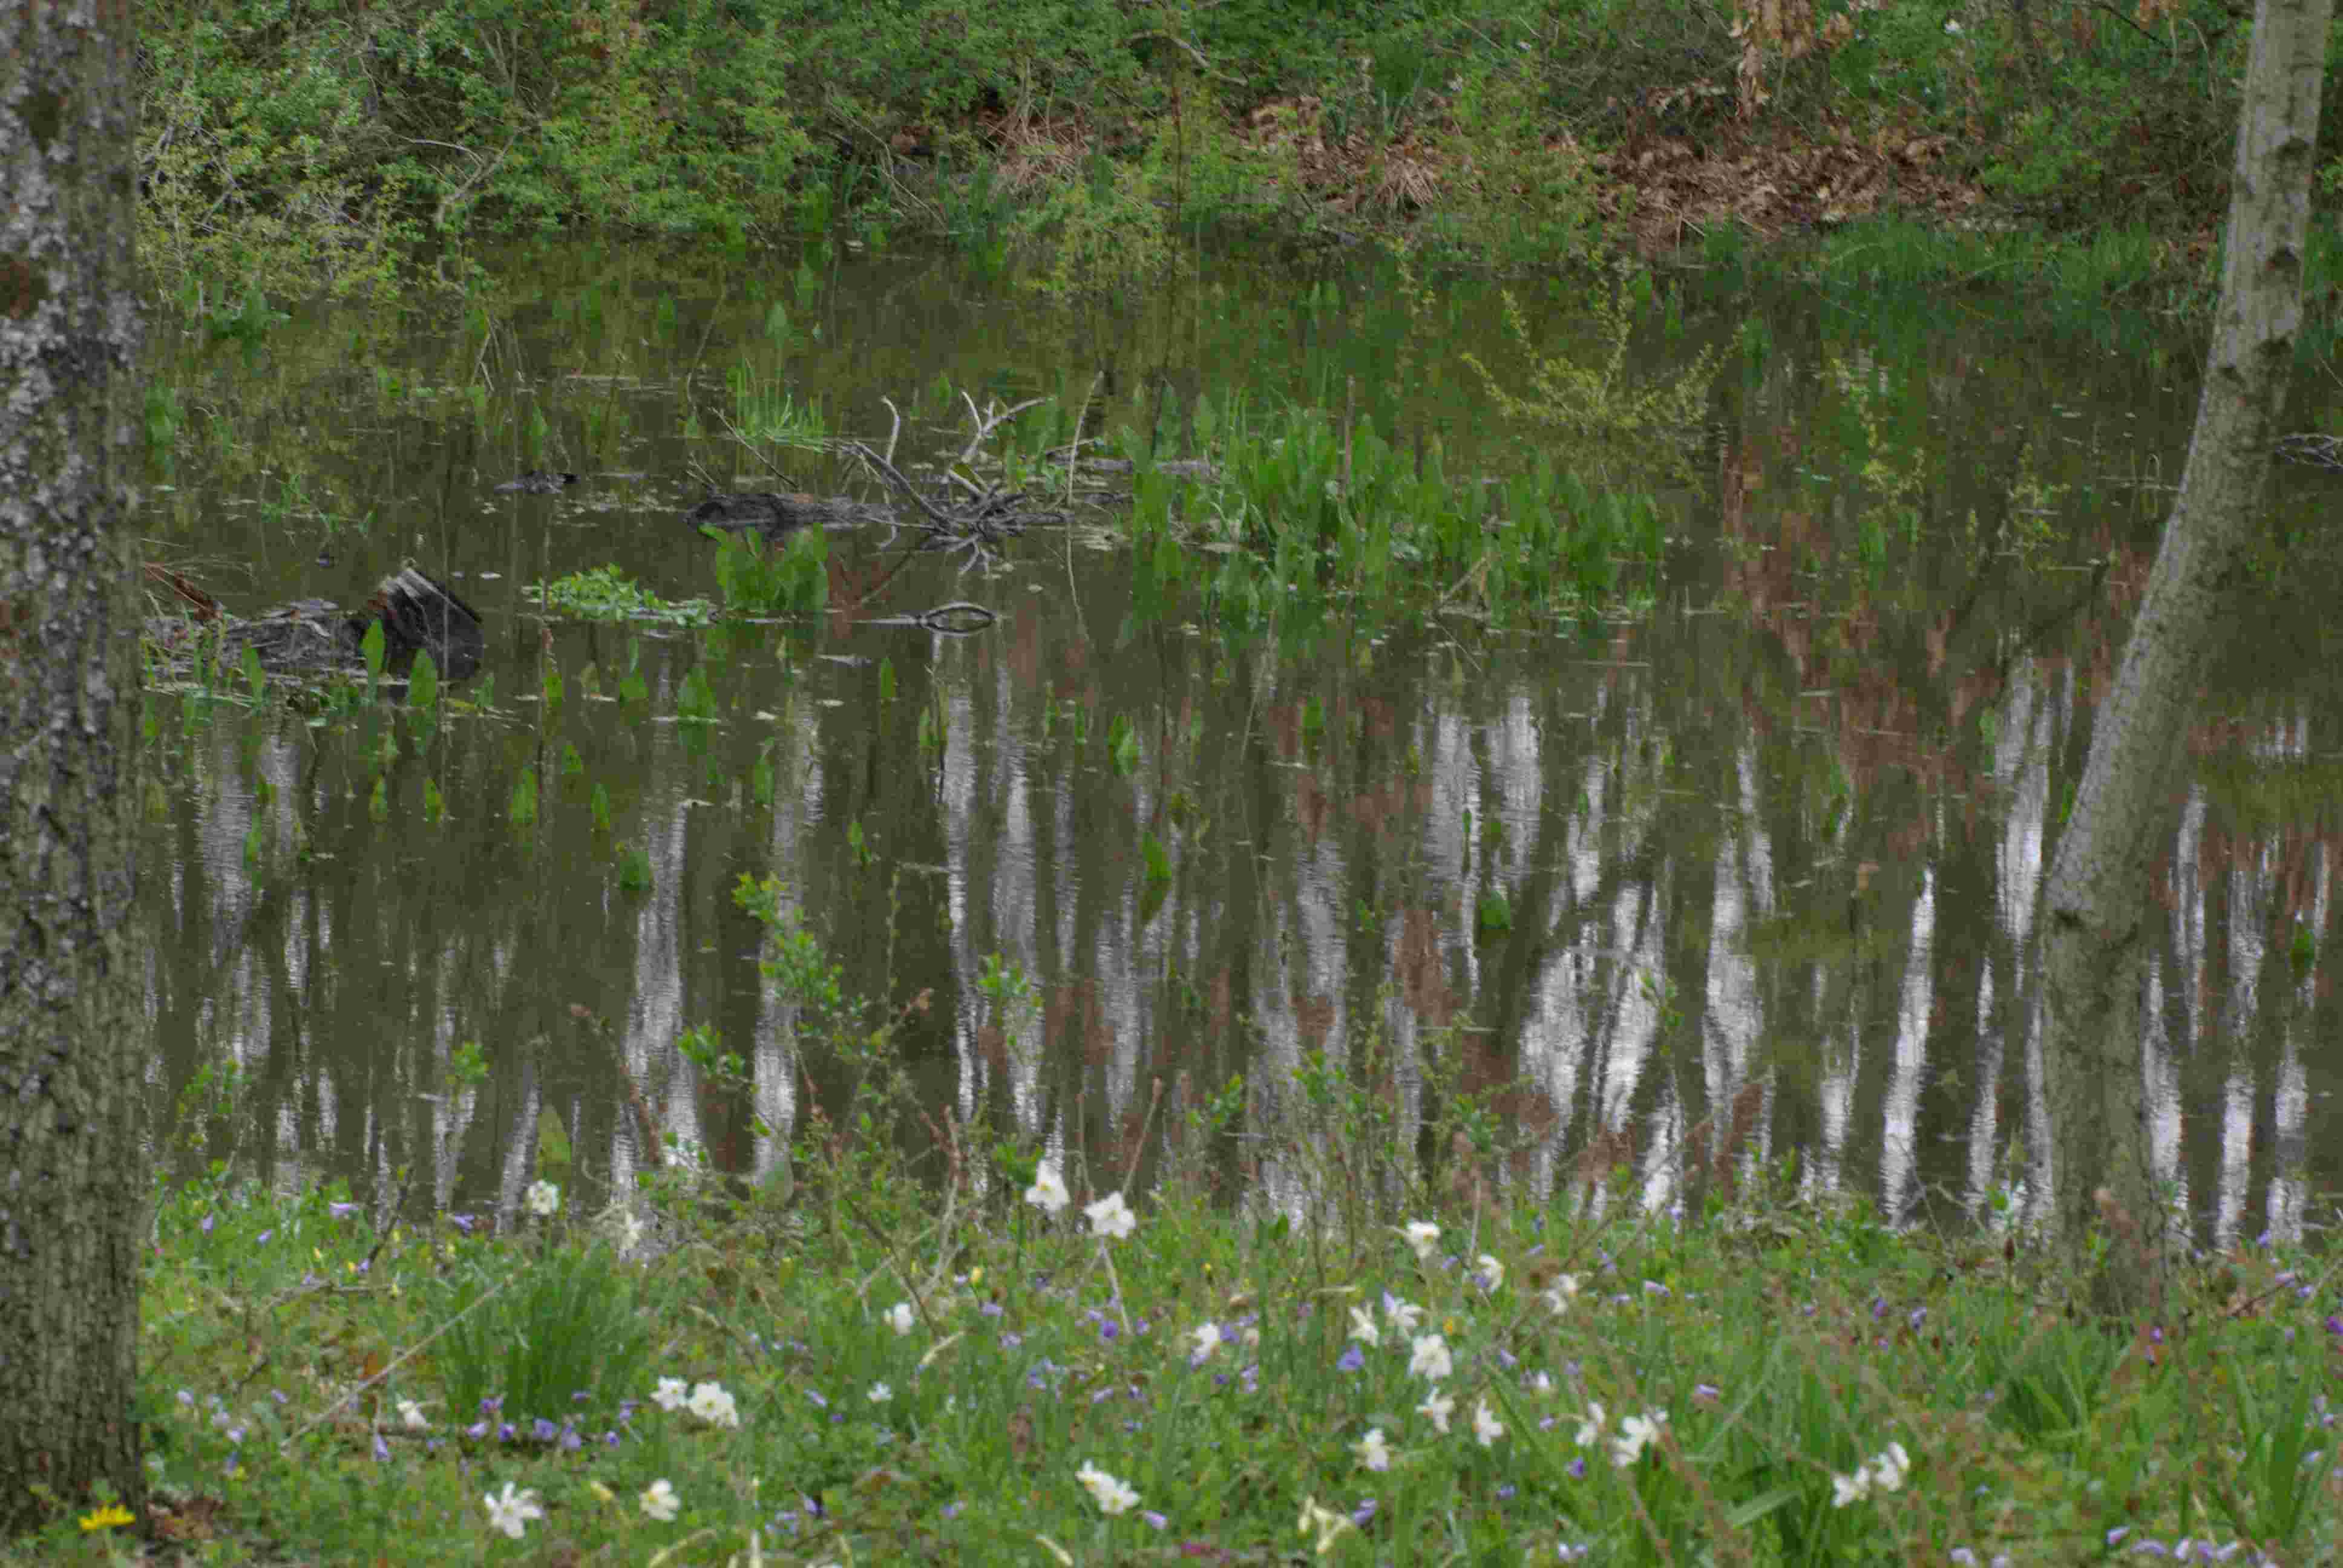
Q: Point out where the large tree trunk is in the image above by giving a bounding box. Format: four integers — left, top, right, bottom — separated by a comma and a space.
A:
2039, 0, 2330, 1316
0, 0, 148, 1533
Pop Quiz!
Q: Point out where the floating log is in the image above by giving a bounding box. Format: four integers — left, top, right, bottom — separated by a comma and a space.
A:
681, 490, 890, 542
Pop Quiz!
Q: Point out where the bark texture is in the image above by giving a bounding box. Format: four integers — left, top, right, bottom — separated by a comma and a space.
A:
2039, 0, 2330, 1315
0, 0, 148, 1532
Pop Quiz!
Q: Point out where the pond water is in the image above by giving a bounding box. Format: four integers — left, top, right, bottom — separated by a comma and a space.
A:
139, 239, 2343, 1245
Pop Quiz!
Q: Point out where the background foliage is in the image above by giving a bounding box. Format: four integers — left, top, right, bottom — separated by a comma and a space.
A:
137, 0, 2342, 294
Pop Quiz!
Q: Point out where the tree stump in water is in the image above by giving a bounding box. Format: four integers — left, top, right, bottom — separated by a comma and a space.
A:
145, 566, 486, 682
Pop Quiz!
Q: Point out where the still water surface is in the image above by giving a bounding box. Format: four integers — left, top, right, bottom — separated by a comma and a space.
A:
139, 241, 2343, 1242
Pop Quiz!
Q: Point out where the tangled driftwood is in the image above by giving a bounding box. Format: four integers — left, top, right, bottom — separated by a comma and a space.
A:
689, 390, 1070, 577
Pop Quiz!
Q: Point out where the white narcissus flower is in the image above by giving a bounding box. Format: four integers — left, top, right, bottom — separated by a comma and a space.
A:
1475, 1253, 1505, 1290
1573, 1401, 1607, 1448
525, 1180, 560, 1217
396, 1399, 428, 1431
1346, 1305, 1380, 1347
1190, 1322, 1224, 1361
1831, 1468, 1872, 1508
1296, 1497, 1355, 1557
482, 1482, 545, 1540
638, 1478, 681, 1521
1024, 1166, 1070, 1216
1085, 1190, 1137, 1240
1382, 1293, 1423, 1333
1075, 1461, 1139, 1516
1407, 1332, 1453, 1381
686, 1380, 740, 1428
1471, 1397, 1504, 1447
1354, 1427, 1393, 1471
651, 1377, 690, 1411
1542, 1274, 1581, 1314
1397, 1220, 1441, 1261
885, 1301, 917, 1335
1612, 1409, 1667, 1468
1870, 1442, 1911, 1493
868, 1382, 893, 1404
1415, 1385, 1455, 1433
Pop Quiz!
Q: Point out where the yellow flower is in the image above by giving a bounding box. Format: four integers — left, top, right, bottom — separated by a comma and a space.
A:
79, 1504, 134, 1533
968, 1267, 983, 1285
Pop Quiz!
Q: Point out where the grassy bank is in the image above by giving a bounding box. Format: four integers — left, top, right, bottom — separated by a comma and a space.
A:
41, 1135, 2335, 1564
31, 875, 2341, 1566
137, 0, 2339, 304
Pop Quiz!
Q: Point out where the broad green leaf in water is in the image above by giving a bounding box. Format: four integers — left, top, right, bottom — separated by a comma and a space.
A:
510, 766, 539, 828
408, 649, 439, 715
536, 1106, 572, 1175
1142, 831, 1170, 884
240, 645, 266, 706
361, 619, 386, 684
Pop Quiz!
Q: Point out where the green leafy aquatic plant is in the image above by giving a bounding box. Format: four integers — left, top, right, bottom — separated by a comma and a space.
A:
1119, 393, 1666, 632
528, 567, 715, 629
711, 525, 827, 618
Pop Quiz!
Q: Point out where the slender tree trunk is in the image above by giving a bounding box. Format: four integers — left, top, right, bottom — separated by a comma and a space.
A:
2038, 0, 2330, 1316
0, 0, 148, 1533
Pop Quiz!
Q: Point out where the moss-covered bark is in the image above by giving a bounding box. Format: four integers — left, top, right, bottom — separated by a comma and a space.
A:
0, 0, 148, 1535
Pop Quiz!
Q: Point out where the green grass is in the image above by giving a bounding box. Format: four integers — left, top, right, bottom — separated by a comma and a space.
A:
66, 1135, 2340, 1565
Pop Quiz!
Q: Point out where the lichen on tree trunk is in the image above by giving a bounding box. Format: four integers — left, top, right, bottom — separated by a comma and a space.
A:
0, 0, 149, 1535
2037, 0, 2333, 1318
